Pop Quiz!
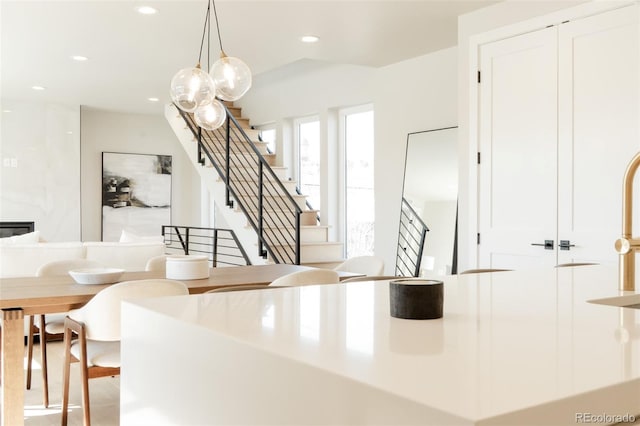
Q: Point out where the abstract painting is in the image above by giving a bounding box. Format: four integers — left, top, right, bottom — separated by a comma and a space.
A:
101, 152, 172, 241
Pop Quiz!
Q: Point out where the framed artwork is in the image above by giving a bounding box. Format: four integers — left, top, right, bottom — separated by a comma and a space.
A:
101, 152, 172, 241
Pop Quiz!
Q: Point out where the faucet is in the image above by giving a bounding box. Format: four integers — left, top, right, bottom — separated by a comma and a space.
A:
614, 152, 640, 292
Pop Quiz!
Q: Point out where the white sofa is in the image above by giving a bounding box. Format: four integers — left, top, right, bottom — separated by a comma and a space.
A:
0, 241, 166, 278
0, 238, 167, 337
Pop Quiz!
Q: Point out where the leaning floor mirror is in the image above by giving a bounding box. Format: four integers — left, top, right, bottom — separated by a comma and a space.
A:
396, 127, 458, 277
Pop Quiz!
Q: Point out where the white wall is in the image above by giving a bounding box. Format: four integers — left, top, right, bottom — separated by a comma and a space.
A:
80, 108, 201, 241
237, 49, 458, 273
238, 60, 374, 125
0, 101, 81, 241
237, 61, 376, 240
373, 48, 458, 274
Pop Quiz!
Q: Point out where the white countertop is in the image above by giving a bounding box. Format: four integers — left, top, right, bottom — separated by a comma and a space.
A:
126, 265, 640, 424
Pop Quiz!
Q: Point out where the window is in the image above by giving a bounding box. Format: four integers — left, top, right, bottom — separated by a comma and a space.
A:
297, 118, 321, 211
344, 109, 374, 257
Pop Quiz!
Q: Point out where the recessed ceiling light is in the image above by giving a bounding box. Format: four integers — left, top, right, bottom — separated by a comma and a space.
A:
301, 35, 320, 43
71, 55, 88, 62
137, 6, 157, 15
32, 86, 46, 91
66, 131, 73, 135
2, 109, 11, 113
147, 97, 159, 102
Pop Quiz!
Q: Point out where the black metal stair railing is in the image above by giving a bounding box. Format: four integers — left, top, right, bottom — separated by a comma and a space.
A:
162, 225, 251, 267
176, 104, 303, 264
395, 197, 429, 277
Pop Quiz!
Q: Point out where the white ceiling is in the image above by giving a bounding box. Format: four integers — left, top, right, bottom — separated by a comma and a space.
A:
1, 0, 499, 115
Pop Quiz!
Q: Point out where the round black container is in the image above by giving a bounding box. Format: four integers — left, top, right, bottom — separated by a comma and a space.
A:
389, 279, 443, 320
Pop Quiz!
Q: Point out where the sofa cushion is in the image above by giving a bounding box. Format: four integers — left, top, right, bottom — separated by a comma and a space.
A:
0, 230, 41, 245
0, 242, 85, 278
83, 241, 166, 272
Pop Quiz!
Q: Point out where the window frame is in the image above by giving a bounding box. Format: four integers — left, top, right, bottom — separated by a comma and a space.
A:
338, 104, 374, 258
294, 115, 321, 211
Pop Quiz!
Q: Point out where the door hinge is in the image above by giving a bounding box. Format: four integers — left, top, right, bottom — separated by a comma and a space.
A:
477, 70, 481, 83
559, 240, 575, 250
477, 233, 481, 245
477, 152, 481, 164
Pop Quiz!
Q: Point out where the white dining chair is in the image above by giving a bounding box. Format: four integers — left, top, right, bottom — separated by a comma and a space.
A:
554, 262, 599, 268
61, 279, 188, 426
458, 268, 512, 275
145, 254, 168, 273
27, 259, 103, 407
333, 256, 385, 276
341, 275, 401, 283
205, 284, 282, 293
269, 269, 340, 287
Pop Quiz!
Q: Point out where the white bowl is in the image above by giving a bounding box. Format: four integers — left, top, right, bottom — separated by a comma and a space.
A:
69, 268, 125, 285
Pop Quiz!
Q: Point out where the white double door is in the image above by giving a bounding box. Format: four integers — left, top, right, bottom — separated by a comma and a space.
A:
478, 5, 640, 269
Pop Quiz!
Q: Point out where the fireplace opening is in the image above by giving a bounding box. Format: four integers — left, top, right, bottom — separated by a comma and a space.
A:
0, 221, 35, 238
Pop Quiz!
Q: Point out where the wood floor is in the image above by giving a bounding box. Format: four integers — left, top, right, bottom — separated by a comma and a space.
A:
1, 340, 120, 426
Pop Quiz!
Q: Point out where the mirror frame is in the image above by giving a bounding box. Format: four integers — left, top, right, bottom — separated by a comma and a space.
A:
396, 126, 458, 276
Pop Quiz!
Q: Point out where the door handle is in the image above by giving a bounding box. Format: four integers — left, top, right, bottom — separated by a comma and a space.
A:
531, 240, 554, 250
559, 240, 575, 251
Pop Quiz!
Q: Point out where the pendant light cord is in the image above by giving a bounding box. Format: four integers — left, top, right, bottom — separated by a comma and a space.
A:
211, 0, 224, 52
197, 0, 211, 65
207, 0, 211, 72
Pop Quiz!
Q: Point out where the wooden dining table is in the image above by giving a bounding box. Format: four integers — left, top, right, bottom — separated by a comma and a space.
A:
0, 263, 360, 426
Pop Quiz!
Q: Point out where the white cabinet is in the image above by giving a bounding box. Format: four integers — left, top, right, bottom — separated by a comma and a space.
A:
478, 4, 640, 269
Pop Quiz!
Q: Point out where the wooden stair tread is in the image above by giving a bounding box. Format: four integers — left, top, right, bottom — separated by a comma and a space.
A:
228, 152, 275, 158
236, 208, 318, 213
263, 224, 329, 229
270, 241, 341, 247
233, 192, 306, 198
228, 177, 295, 182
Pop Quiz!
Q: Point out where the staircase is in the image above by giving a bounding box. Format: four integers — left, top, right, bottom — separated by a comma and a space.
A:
165, 102, 343, 267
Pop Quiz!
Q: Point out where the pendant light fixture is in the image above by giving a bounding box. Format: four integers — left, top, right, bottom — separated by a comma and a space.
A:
169, 0, 251, 130
194, 98, 227, 130
210, 53, 252, 102
170, 66, 215, 113
208, 0, 252, 102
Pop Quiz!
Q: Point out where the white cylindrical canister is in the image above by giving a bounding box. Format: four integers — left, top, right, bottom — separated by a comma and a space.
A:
165, 255, 210, 280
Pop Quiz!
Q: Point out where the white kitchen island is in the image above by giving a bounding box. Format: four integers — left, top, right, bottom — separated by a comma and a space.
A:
121, 265, 640, 425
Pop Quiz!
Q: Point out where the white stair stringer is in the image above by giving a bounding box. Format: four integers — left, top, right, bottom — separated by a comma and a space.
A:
165, 104, 267, 266
165, 103, 344, 266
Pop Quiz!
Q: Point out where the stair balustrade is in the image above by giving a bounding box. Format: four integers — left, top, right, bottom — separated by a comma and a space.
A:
395, 197, 429, 277
162, 225, 251, 267
176, 105, 303, 264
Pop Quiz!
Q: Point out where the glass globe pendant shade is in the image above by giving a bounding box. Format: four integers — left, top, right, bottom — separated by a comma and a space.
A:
210, 53, 252, 102
170, 66, 216, 113
194, 99, 227, 131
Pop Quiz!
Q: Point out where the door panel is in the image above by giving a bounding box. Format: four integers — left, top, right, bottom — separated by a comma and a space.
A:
478, 27, 558, 269
557, 5, 640, 265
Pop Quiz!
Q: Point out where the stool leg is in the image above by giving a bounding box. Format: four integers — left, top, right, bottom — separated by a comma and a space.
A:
39, 315, 49, 407
26, 316, 34, 389
61, 325, 72, 426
